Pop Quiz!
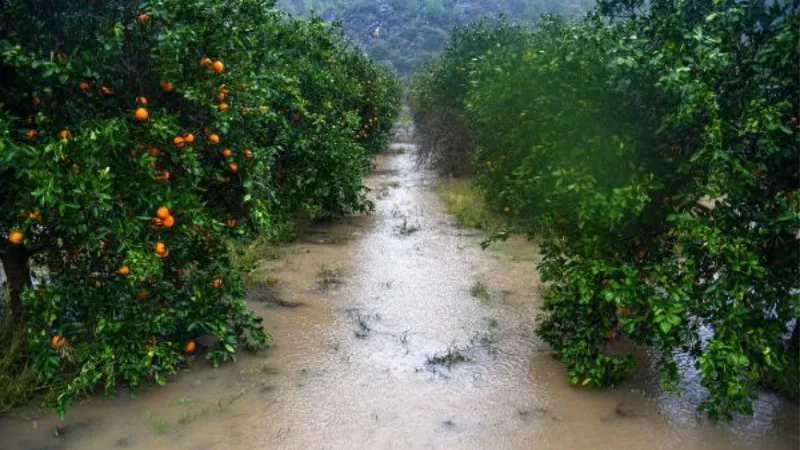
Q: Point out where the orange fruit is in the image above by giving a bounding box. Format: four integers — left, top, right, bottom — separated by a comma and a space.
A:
51, 334, 66, 349
228, 162, 239, 172
217, 102, 229, 112
184, 340, 197, 354
154, 241, 169, 258
184, 133, 195, 143
100, 85, 114, 96
137, 12, 149, 22
28, 211, 41, 220
8, 231, 23, 245
157, 206, 171, 219
211, 60, 225, 73
173, 136, 185, 148
58, 129, 72, 140
161, 81, 173, 92
618, 306, 632, 318
217, 93, 226, 102
244, 149, 253, 160
139, 289, 150, 300
151, 217, 163, 227
80, 80, 91, 92
25, 129, 38, 138
118, 265, 130, 275
149, 147, 161, 157
200, 56, 212, 68
225, 219, 236, 227
136, 96, 148, 105
221, 148, 232, 158
156, 171, 170, 182
212, 279, 223, 289
219, 84, 229, 95
162, 215, 175, 228
209, 134, 220, 144
134, 107, 149, 121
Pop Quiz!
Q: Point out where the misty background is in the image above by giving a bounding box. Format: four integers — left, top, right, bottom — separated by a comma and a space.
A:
276, 0, 595, 75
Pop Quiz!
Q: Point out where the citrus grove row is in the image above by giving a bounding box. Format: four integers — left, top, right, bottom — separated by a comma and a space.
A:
0, 0, 400, 415
411, 0, 798, 420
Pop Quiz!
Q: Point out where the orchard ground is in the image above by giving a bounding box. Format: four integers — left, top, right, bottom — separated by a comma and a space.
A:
1, 136, 797, 450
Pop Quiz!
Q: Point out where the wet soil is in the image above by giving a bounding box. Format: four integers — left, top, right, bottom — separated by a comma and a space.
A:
0, 145, 797, 450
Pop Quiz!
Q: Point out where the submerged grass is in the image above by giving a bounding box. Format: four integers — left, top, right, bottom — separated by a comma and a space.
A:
0, 316, 38, 414
438, 179, 502, 232
144, 392, 245, 434
471, 280, 491, 302
228, 235, 282, 285
439, 180, 541, 262
315, 264, 344, 292
395, 217, 421, 236
426, 344, 470, 370
144, 410, 170, 435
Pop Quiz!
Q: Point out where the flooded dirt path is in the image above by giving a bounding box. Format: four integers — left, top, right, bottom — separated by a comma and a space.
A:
1, 143, 798, 450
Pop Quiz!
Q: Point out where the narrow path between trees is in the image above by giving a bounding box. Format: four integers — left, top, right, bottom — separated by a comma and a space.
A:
1, 139, 797, 450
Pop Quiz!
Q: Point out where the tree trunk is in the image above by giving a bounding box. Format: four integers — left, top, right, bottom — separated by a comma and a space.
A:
0, 244, 31, 322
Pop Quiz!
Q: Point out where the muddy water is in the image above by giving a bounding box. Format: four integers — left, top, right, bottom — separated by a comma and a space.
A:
1, 144, 798, 450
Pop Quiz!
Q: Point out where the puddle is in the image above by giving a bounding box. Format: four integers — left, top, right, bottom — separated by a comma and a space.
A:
0, 142, 797, 450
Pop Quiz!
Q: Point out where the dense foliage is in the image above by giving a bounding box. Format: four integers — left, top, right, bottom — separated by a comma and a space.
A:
277, 0, 593, 75
410, 20, 529, 175
0, 0, 399, 416
411, 1, 799, 419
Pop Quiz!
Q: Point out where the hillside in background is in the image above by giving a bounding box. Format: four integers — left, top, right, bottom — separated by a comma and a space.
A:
275, 0, 594, 75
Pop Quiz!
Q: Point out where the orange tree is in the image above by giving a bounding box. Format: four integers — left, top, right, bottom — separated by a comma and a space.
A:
343, 52, 402, 155
0, 0, 398, 415
410, 19, 528, 176
251, 16, 401, 219
412, 1, 798, 419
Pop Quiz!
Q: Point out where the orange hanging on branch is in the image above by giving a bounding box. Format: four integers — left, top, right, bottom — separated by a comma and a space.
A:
134, 108, 149, 121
